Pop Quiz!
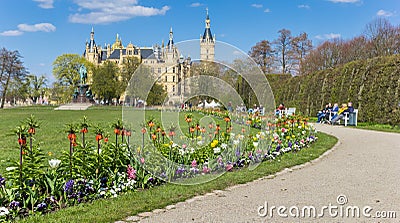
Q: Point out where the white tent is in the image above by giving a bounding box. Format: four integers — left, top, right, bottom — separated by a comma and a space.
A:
198, 100, 220, 108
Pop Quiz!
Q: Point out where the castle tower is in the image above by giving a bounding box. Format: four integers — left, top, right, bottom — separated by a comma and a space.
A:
84, 27, 100, 64
200, 8, 215, 61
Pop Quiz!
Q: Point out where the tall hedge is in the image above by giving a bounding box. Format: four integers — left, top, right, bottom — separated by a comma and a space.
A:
267, 55, 400, 125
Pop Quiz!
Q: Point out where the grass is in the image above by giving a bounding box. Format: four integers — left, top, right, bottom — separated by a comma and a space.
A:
20, 132, 337, 223
0, 106, 224, 172
0, 106, 122, 172
353, 122, 400, 134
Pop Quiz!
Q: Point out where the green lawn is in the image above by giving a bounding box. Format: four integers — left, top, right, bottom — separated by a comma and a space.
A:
0, 106, 123, 172
0, 106, 231, 172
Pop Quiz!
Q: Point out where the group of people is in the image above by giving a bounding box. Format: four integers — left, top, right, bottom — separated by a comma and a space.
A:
317, 102, 354, 124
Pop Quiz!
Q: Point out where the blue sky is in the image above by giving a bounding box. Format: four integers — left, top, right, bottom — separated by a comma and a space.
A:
0, 0, 399, 82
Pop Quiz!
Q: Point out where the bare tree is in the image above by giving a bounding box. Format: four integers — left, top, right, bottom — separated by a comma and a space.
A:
249, 40, 274, 74
291, 32, 312, 75
364, 18, 397, 57
274, 29, 293, 74
0, 48, 26, 108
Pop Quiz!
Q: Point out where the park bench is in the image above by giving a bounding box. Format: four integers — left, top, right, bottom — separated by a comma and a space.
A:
328, 109, 358, 126
278, 107, 296, 117
343, 109, 358, 126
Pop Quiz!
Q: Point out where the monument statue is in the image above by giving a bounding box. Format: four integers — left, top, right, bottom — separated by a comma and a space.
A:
79, 64, 87, 85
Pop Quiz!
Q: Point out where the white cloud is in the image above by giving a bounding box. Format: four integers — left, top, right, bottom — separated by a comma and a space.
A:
70, 0, 170, 24
328, 0, 359, 3
377, 9, 393, 17
251, 4, 263, 8
190, 2, 202, 7
18, 23, 56, 32
315, 33, 341, 40
298, 4, 310, 9
264, 8, 271, 13
33, 0, 54, 9
0, 23, 56, 37
0, 30, 23, 36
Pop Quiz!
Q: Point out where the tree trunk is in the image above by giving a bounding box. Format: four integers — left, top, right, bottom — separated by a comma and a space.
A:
0, 73, 11, 108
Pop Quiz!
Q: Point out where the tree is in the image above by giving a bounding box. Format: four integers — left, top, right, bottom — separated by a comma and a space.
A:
52, 54, 92, 102
146, 83, 167, 106
120, 57, 141, 104
291, 32, 312, 75
27, 74, 47, 104
0, 48, 27, 108
5, 78, 29, 105
91, 61, 120, 104
274, 29, 293, 74
249, 40, 274, 74
364, 18, 398, 57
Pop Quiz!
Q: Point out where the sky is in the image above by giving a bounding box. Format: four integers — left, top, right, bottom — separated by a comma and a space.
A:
0, 0, 399, 83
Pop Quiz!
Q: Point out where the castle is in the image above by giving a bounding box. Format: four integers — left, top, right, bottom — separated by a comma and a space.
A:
83, 10, 215, 105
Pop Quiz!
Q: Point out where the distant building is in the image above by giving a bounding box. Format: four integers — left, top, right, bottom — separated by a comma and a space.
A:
83, 10, 215, 105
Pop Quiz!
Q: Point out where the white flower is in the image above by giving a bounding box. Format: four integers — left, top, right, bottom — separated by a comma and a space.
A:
113, 194, 118, 198
298, 126, 302, 129
48, 159, 61, 169
0, 207, 9, 216
100, 191, 106, 195
233, 140, 240, 146
256, 133, 260, 139
178, 149, 185, 155
221, 143, 228, 149
172, 143, 178, 148
253, 142, 259, 147
6, 166, 17, 171
302, 131, 306, 135
190, 148, 195, 153
230, 133, 235, 137
197, 141, 203, 146
213, 147, 221, 154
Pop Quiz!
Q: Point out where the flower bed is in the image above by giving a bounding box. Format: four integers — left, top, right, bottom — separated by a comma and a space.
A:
0, 113, 317, 221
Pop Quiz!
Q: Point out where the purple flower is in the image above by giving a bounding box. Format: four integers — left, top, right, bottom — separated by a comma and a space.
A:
288, 142, 292, 148
0, 175, 5, 187
235, 149, 241, 157
276, 144, 281, 152
9, 201, 20, 209
64, 179, 74, 193
36, 202, 47, 211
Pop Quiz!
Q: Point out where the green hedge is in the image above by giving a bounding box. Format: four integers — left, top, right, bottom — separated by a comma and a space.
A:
267, 55, 400, 125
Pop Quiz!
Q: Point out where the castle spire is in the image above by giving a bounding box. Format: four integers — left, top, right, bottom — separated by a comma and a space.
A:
201, 8, 213, 43
168, 27, 174, 49
200, 9, 215, 61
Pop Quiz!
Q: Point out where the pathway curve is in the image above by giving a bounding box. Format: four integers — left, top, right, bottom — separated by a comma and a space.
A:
121, 125, 400, 223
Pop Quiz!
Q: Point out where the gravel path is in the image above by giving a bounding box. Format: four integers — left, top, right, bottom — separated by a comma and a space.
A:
120, 125, 400, 223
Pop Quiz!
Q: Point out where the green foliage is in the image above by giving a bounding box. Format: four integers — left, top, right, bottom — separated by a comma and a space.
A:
91, 61, 123, 104
52, 54, 92, 103
268, 55, 400, 125
146, 83, 167, 106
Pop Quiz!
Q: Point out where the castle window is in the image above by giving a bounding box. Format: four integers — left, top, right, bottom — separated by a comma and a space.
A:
165, 76, 168, 82
173, 85, 175, 92
173, 76, 175, 82
173, 67, 175, 73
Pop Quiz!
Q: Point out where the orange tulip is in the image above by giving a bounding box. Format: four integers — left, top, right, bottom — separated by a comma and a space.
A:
28, 128, 35, 134
151, 134, 157, 140
96, 134, 103, 141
